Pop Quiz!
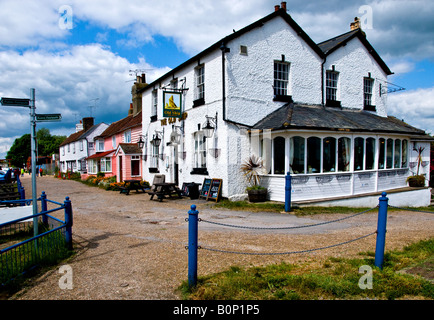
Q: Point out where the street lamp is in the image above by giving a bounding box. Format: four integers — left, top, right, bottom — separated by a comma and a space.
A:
203, 112, 217, 139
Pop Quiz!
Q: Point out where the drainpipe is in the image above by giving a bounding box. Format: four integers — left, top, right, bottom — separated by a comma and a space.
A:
321, 57, 326, 106
220, 42, 229, 122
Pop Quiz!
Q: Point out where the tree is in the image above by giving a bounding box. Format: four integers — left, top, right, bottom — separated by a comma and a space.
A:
6, 134, 30, 167
6, 129, 66, 167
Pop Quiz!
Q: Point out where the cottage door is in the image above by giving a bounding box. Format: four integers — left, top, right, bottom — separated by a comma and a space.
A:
119, 156, 123, 182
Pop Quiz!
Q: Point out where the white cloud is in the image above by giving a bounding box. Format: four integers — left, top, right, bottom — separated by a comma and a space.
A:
388, 87, 434, 135
0, 44, 169, 158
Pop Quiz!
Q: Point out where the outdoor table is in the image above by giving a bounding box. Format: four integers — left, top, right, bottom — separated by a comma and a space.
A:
120, 179, 148, 195
148, 182, 183, 202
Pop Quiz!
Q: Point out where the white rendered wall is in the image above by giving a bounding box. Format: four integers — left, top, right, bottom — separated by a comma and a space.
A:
324, 37, 389, 116
225, 16, 322, 126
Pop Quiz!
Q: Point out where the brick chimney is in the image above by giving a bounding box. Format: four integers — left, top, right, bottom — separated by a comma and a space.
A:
350, 17, 361, 30
281, 2, 287, 10
275, 4, 280, 12
131, 73, 147, 115
82, 117, 94, 132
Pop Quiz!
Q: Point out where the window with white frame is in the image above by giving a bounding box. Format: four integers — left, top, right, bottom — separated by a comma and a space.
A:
131, 155, 140, 176
151, 143, 159, 168
124, 130, 131, 143
364, 77, 374, 107
80, 140, 83, 151
112, 136, 116, 149
100, 157, 111, 172
326, 71, 339, 102
88, 159, 98, 174
96, 140, 104, 152
274, 61, 290, 97
194, 132, 207, 168
152, 90, 158, 118
195, 65, 205, 101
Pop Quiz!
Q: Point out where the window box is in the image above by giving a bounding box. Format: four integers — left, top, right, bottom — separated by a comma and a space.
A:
149, 167, 159, 173
193, 98, 205, 108
190, 167, 209, 175
326, 99, 341, 108
150, 115, 158, 122
273, 95, 293, 103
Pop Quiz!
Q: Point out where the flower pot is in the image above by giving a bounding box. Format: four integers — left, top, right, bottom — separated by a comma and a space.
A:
407, 175, 425, 187
247, 188, 268, 202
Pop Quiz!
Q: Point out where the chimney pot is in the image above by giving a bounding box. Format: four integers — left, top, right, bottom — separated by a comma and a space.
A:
281, 2, 287, 10
275, 5, 280, 12
350, 17, 361, 30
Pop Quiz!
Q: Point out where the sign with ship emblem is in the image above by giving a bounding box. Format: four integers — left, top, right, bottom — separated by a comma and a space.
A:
163, 91, 182, 118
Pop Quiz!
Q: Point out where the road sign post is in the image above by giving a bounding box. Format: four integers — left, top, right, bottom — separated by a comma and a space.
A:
1, 89, 61, 237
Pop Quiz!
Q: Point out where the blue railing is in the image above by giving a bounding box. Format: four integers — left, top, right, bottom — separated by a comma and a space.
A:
0, 192, 73, 285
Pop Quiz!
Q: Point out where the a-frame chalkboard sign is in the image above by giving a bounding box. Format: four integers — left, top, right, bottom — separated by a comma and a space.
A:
207, 179, 222, 202
199, 178, 212, 199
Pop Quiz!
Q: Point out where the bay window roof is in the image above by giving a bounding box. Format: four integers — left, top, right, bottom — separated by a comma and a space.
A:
252, 103, 433, 139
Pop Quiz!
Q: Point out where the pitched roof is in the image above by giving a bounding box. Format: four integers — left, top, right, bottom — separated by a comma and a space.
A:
140, 8, 324, 92
60, 129, 85, 147
116, 143, 142, 155
317, 28, 393, 75
97, 111, 142, 139
252, 103, 432, 138
86, 149, 115, 160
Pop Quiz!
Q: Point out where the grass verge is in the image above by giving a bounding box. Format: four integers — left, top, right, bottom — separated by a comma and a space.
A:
178, 238, 434, 300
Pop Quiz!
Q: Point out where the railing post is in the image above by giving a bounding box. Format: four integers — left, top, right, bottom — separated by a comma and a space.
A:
285, 172, 291, 212
375, 192, 389, 269
41, 191, 48, 226
188, 204, 199, 287
64, 196, 73, 251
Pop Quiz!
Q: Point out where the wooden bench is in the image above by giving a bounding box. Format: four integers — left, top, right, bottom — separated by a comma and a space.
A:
148, 183, 183, 202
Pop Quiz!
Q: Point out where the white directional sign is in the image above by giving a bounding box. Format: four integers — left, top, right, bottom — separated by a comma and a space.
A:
36, 113, 62, 122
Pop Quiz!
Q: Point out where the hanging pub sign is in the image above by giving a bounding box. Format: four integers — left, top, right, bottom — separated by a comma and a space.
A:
163, 91, 182, 118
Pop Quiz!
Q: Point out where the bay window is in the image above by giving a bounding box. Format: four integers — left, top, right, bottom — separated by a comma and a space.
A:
273, 137, 285, 174
307, 137, 321, 173
323, 137, 336, 173
338, 137, 351, 172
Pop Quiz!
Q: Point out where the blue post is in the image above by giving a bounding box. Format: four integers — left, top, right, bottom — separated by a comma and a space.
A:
375, 192, 389, 269
64, 196, 73, 250
41, 191, 48, 225
188, 204, 199, 287
285, 172, 292, 212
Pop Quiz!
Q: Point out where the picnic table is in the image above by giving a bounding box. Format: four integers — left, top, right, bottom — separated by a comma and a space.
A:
148, 182, 183, 202
119, 179, 148, 195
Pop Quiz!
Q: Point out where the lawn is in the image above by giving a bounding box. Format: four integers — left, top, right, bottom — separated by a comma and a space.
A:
179, 238, 434, 300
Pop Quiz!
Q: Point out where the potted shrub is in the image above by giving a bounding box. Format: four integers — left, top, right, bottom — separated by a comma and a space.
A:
241, 155, 268, 202
407, 145, 426, 187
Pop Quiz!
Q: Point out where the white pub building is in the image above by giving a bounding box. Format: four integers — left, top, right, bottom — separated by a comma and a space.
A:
139, 3, 432, 207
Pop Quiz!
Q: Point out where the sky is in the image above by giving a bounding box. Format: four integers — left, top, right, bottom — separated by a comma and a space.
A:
0, 0, 433, 160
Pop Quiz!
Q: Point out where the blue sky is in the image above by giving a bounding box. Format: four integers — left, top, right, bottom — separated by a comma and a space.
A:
0, 0, 433, 160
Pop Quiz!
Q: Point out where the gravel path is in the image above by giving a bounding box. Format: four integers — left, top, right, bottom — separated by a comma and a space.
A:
9, 175, 434, 300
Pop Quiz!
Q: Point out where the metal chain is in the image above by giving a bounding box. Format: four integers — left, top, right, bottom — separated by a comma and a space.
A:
198, 232, 376, 256
388, 205, 434, 214
199, 206, 377, 230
